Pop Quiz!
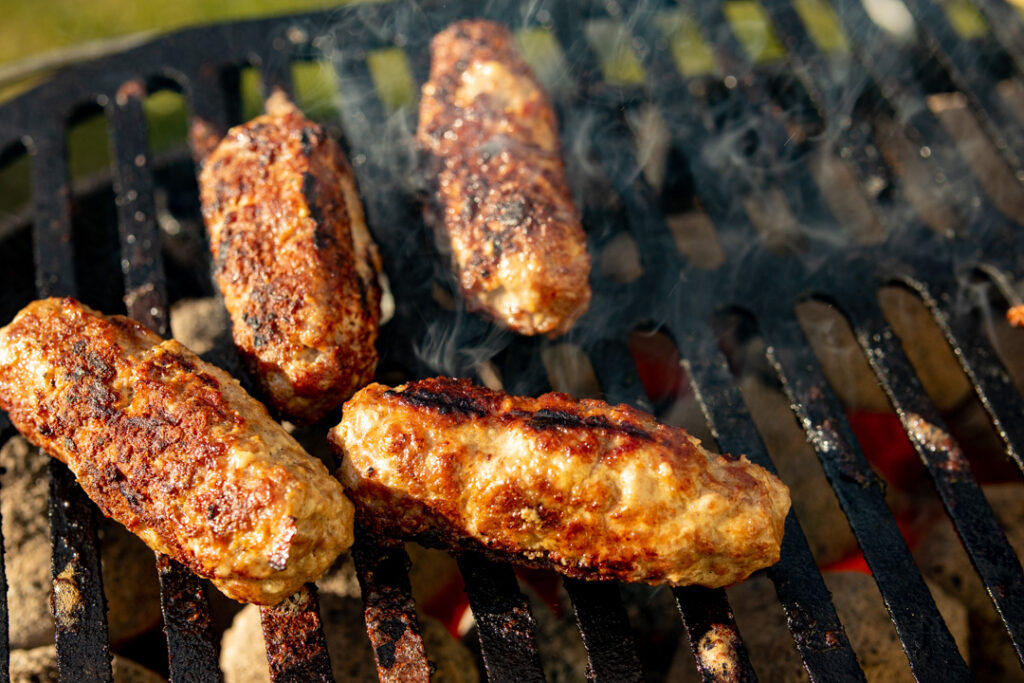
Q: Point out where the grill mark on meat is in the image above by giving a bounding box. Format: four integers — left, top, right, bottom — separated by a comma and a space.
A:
385, 386, 491, 417
386, 378, 654, 441
525, 408, 653, 441
301, 171, 336, 251
299, 126, 317, 157
331, 378, 791, 588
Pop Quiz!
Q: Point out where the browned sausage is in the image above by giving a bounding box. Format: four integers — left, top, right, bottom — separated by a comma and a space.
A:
418, 20, 592, 337
0, 298, 354, 605
329, 377, 790, 587
200, 93, 382, 423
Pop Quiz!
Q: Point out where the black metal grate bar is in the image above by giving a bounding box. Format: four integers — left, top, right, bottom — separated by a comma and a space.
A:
457, 553, 545, 683
845, 294, 1024, 665
46, 463, 112, 681
109, 80, 223, 683
154, 554, 221, 683
899, 0, 1024, 175
29, 136, 77, 298
351, 534, 432, 682
563, 579, 645, 683
260, 585, 334, 683
674, 327, 867, 683
26, 118, 115, 681
109, 80, 169, 335
760, 314, 971, 681
929, 275, 1024, 478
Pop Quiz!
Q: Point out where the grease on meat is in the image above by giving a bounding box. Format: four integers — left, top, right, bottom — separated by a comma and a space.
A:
0, 298, 354, 605
329, 377, 790, 587
418, 20, 591, 337
200, 93, 382, 423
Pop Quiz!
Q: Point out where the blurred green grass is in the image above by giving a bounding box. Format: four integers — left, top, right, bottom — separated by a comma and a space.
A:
0, 0, 337, 69
0, 3, 351, 217
0, 0, 1002, 220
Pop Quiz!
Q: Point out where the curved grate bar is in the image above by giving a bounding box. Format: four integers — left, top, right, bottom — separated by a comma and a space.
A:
109, 78, 223, 683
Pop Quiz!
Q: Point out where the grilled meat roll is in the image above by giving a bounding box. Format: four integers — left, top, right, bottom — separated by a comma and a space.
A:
417, 19, 591, 337
329, 377, 791, 587
200, 92, 382, 423
0, 298, 354, 605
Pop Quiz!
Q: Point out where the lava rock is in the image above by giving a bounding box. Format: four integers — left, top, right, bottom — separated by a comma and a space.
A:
169, 297, 229, 355
10, 645, 165, 682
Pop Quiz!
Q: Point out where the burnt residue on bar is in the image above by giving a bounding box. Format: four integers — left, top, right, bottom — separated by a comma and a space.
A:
260, 585, 334, 683
457, 553, 545, 683
351, 532, 432, 682
155, 554, 221, 682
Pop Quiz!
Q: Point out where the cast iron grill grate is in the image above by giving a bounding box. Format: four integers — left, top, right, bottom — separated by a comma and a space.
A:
0, 0, 1022, 680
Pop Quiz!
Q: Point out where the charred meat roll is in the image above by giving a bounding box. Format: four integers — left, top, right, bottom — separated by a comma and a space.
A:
417, 19, 592, 337
200, 92, 382, 423
0, 298, 354, 605
329, 377, 791, 587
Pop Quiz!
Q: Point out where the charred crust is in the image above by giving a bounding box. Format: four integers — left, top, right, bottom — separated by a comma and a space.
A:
385, 379, 655, 442
301, 171, 330, 248
355, 275, 369, 316
299, 126, 318, 157
526, 408, 653, 441
385, 385, 490, 418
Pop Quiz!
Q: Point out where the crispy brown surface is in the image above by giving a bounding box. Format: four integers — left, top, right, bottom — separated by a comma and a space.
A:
329, 377, 791, 587
417, 20, 591, 337
0, 298, 354, 605
200, 93, 382, 423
